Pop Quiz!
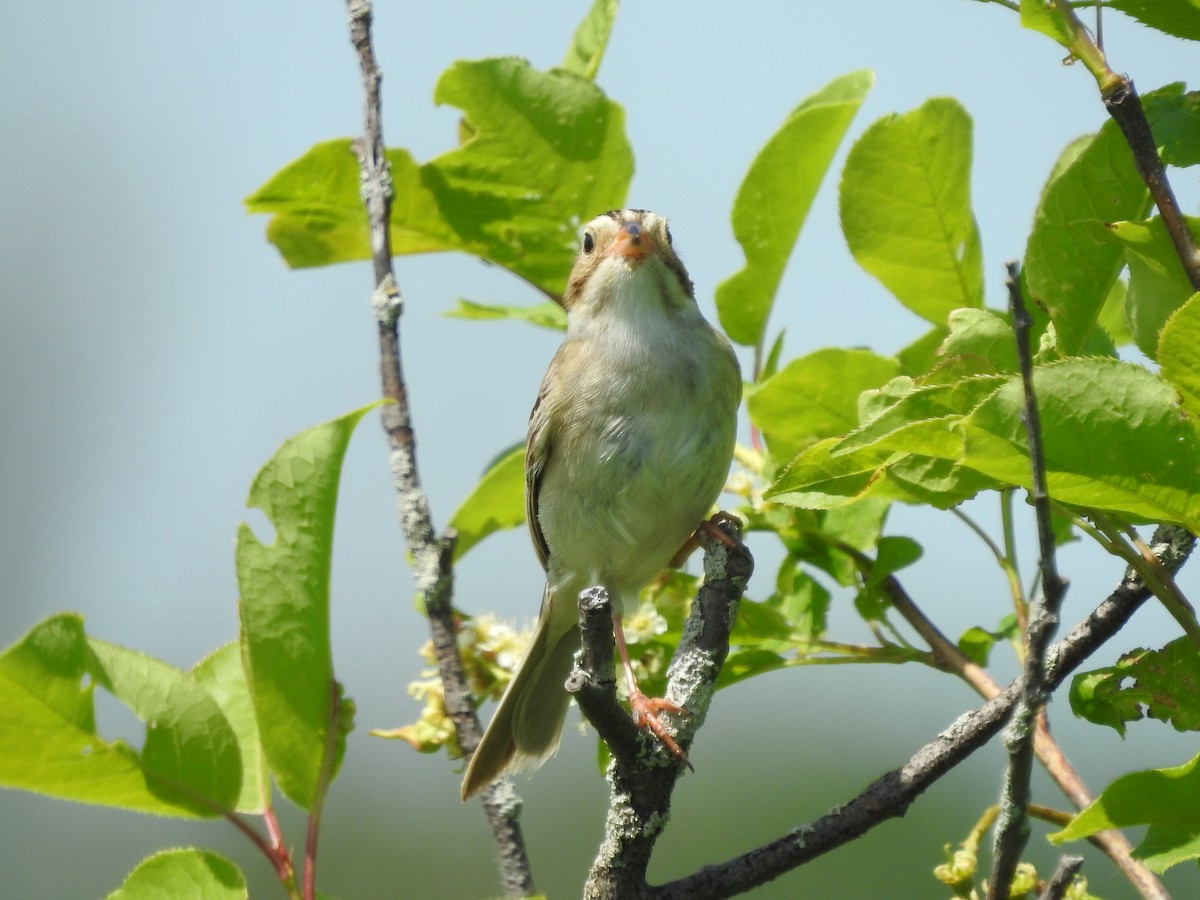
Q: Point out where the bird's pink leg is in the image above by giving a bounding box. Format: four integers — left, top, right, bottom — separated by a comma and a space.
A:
612, 609, 693, 769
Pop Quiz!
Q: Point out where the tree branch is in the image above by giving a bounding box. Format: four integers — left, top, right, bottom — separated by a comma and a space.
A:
653, 524, 1193, 899
569, 518, 753, 900
989, 262, 1071, 899
343, 2, 532, 893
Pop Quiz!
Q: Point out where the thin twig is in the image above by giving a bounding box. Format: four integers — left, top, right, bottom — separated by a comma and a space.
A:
343, 1, 533, 893
989, 262, 1071, 900
1104, 80, 1200, 288
654, 524, 1193, 899
1038, 855, 1085, 900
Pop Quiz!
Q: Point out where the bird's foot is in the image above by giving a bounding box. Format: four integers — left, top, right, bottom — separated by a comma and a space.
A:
629, 690, 694, 771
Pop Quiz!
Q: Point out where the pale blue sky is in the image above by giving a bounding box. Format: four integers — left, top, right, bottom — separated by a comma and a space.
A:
2, 2, 1198, 896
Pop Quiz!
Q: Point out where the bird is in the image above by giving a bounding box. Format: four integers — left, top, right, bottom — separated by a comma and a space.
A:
460, 209, 741, 800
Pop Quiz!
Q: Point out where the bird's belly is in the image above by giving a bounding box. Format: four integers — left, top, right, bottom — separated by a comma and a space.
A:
538, 404, 730, 606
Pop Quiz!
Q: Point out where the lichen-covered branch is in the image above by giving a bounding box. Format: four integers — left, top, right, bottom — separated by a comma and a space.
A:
568, 519, 753, 899
653, 525, 1193, 899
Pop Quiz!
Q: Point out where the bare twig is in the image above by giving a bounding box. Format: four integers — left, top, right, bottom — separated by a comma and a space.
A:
343, 1, 532, 893
654, 524, 1192, 898
1104, 80, 1200, 289
989, 262, 1071, 899
1038, 855, 1085, 900
570, 519, 753, 900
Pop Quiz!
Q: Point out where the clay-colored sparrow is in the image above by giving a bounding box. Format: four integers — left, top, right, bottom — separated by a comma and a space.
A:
461, 209, 741, 800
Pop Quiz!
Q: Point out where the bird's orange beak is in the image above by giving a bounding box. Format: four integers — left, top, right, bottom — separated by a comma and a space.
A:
606, 221, 656, 261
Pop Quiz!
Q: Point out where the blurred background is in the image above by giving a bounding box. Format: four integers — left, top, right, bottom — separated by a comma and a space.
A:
3, 1, 1199, 897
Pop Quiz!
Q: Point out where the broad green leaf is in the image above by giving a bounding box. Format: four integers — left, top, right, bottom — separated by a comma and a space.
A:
938, 308, 1018, 374
448, 445, 526, 560
1070, 637, 1200, 735
560, 0, 619, 81
1019, 0, 1074, 48
1051, 752, 1200, 872
766, 437, 897, 508
884, 454, 1004, 509
895, 326, 948, 378
0, 614, 239, 817
106, 848, 246, 900
1098, 277, 1134, 347
748, 348, 900, 463
247, 58, 632, 295
716, 70, 873, 347
1103, 216, 1200, 358
192, 644, 263, 814
839, 97, 983, 324
835, 374, 1007, 458
237, 404, 377, 809
444, 299, 566, 331
1110, 0, 1200, 41
765, 563, 832, 640
1159, 291, 1200, 418
730, 598, 793, 644
1024, 87, 1191, 354
959, 358, 1200, 530
1151, 86, 1200, 166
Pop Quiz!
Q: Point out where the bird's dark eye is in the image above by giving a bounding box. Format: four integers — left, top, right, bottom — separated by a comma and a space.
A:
665, 227, 674, 246
582, 232, 595, 253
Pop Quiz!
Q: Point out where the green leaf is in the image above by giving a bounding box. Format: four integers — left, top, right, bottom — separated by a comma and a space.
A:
870, 536, 923, 582
765, 564, 832, 640
839, 97, 983, 324
448, 445, 526, 560
896, 326, 949, 378
884, 455, 1002, 509
748, 348, 900, 463
835, 374, 1007, 459
1024, 87, 1193, 354
716, 70, 873, 347
1019, 0, 1074, 48
237, 404, 377, 809
938, 308, 1018, 374
106, 848, 246, 900
1159, 291, 1200, 419
0, 614, 240, 816
560, 0, 619, 81
958, 358, 1200, 530
192, 643, 264, 814
958, 626, 998, 667
1103, 216, 1200, 358
444, 298, 566, 331
765, 437, 897, 508
731, 598, 793, 644
1051, 752, 1200, 872
1098, 277, 1134, 347
1070, 637, 1200, 735
1110, 0, 1200, 41
247, 58, 632, 295
1150, 86, 1200, 166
